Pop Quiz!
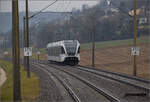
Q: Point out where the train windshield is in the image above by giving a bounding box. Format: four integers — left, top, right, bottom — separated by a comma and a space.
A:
65, 42, 77, 55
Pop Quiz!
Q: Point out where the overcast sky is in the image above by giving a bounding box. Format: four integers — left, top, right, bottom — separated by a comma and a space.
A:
0, 0, 99, 12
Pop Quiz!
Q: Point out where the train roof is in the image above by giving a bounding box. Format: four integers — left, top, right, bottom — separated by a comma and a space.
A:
47, 40, 79, 48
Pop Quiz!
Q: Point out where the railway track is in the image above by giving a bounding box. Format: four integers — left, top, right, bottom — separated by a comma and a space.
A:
39, 60, 150, 93
75, 65, 150, 93
32, 63, 81, 102
32, 62, 122, 102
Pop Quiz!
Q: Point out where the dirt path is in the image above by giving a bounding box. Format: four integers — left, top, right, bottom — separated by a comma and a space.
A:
0, 67, 7, 87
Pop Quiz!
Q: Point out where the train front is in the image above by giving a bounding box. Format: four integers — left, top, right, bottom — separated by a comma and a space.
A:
63, 40, 80, 65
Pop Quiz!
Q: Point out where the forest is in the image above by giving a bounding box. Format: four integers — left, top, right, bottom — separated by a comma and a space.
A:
0, 0, 149, 48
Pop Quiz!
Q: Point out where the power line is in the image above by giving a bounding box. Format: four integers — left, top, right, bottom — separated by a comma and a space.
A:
23, 0, 58, 78
0, 0, 99, 1
29, 0, 58, 18
12, 0, 21, 101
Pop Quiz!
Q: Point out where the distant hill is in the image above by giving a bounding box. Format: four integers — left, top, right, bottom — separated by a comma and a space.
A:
0, 12, 69, 33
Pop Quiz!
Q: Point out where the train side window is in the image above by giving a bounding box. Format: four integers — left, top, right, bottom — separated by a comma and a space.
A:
77, 47, 80, 53
49, 48, 50, 56
58, 46, 61, 55
52, 47, 54, 56
61, 47, 65, 54
48, 48, 49, 55
50, 48, 52, 56
56, 46, 58, 56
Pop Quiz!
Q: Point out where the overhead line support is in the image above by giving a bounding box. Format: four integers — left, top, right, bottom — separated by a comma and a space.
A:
133, 0, 137, 76
25, 0, 30, 78
12, 0, 21, 101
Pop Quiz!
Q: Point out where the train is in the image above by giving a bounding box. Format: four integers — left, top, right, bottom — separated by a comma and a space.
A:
46, 40, 80, 65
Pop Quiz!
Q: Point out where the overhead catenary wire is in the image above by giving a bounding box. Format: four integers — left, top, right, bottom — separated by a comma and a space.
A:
29, 0, 73, 24
24, 0, 58, 78
29, 0, 58, 19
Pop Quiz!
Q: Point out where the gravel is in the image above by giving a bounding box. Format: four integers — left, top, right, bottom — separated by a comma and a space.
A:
30, 64, 73, 102
30, 60, 150, 102
46, 66, 111, 102
52, 64, 150, 102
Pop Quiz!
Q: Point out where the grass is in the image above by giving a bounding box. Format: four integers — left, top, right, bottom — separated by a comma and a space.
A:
0, 60, 40, 102
1, 36, 149, 60
29, 36, 150, 58
31, 48, 47, 60
18, 48, 47, 60
81, 36, 150, 50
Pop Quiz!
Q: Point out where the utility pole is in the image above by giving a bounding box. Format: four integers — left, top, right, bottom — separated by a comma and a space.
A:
23, 1, 58, 78
12, 0, 21, 101
92, 27, 95, 67
37, 54, 39, 60
90, 11, 96, 67
133, 0, 137, 76
23, 17, 27, 70
146, 0, 149, 19
37, 52, 40, 61
37, 48, 40, 60
25, 0, 30, 78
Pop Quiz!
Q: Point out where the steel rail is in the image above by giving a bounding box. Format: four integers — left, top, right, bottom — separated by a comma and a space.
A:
36, 61, 149, 92
39, 62, 122, 102
32, 63, 81, 102
33, 60, 150, 83
78, 65, 150, 83
36, 60, 149, 83
75, 65, 150, 93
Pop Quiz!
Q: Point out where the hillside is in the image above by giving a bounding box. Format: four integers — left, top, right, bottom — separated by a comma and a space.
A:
0, 12, 66, 33
80, 37, 150, 79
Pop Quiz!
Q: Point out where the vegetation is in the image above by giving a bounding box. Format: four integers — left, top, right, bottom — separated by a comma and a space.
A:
0, 60, 40, 101
0, 35, 149, 61
0, 0, 149, 49
81, 36, 150, 50
19, 36, 150, 60
28, 0, 149, 47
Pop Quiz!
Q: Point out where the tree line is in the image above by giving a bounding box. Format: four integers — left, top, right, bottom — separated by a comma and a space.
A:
0, 0, 149, 48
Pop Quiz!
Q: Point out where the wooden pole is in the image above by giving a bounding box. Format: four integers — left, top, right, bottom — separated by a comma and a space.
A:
133, 0, 137, 76
12, 0, 21, 101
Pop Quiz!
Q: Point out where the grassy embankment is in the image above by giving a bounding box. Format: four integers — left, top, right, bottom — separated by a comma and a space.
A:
79, 36, 150, 79
0, 60, 40, 102
31, 48, 47, 60
19, 48, 47, 60
0, 36, 149, 79
1, 36, 149, 60
25, 36, 150, 60
81, 36, 150, 50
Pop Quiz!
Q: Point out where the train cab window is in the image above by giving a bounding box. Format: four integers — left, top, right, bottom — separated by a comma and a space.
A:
61, 47, 65, 54
77, 47, 80, 53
